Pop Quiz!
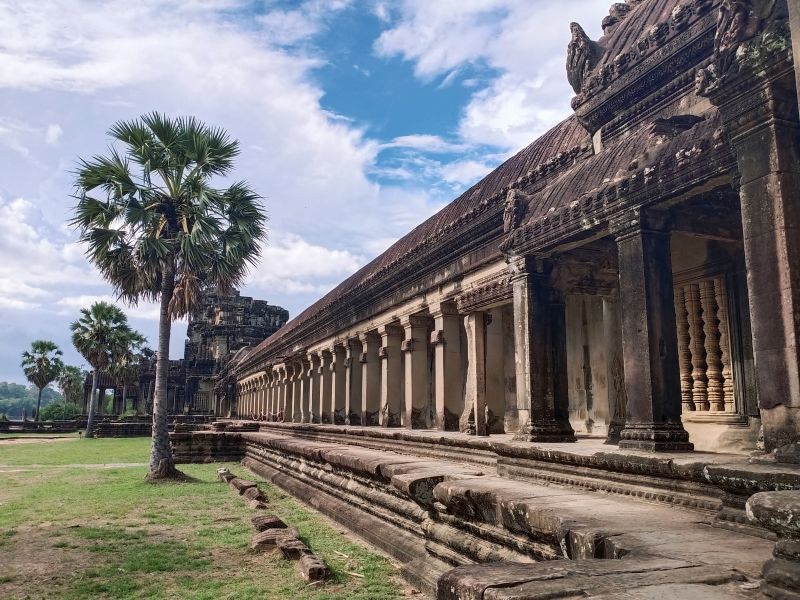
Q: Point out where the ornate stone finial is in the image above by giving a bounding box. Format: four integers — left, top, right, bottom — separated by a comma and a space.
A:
503, 188, 524, 234
602, 3, 632, 35
567, 22, 601, 94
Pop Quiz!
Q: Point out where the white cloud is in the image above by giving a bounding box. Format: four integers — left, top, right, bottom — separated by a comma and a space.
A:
375, 0, 609, 150
44, 123, 62, 145
439, 159, 493, 186
380, 134, 466, 154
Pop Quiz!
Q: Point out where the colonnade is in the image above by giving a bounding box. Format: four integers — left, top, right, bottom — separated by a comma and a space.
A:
235, 306, 519, 434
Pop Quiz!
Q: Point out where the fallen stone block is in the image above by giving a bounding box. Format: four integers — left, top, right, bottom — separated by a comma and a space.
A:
297, 554, 330, 581
248, 499, 269, 510
250, 527, 300, 552
229, 478, 257, 494
251, 515, 286, 531
216, 468, 236, 483
243, 486, 268, 502
277, 536, 311, 560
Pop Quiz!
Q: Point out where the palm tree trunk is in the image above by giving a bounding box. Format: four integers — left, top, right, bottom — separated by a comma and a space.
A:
85, 370, 98, 438
35, 387, 43, 421
122, 384, 127, 415
148, 260, 179, 479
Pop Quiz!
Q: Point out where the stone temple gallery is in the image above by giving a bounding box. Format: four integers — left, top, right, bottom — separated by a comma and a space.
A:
171, 1, 800, 598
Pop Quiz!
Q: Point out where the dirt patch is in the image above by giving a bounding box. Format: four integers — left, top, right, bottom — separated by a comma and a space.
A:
0, 437, 73, 446
0, 526, 95, 598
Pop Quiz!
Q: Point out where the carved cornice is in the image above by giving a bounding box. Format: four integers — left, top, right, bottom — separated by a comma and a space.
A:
574, 0, 718, 136
506, 130, 736, 257
455, 273, 513, 314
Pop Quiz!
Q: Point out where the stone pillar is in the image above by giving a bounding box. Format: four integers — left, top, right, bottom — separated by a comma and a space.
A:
508, 255, 576, 442
430, 302, 462, 431
486, 309, 505, 433
291, 362, 303, 423
603, 295, 626, 444
359, 333, 381, 425
379, 324, 403, 427
330, 345, 346, 424
401, 315, 431, 429
282, 366, 293, 422
307, 354, 320, 423
707, 59, 800, 453
464, 312, 488, 437
614, 217, 692, 451
318, 351, 332, 424
345, 339, 363, 425
791, 1, 800, 114
297, 360, 309, 423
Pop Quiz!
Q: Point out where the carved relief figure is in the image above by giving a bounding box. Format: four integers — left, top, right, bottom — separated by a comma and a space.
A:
503, 189, 524, 234
566, 22, 601, 95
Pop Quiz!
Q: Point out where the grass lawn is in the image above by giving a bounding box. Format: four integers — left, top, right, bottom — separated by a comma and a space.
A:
0, 436, 409, 599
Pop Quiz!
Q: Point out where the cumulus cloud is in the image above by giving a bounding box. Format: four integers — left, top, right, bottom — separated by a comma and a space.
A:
375, 0, 609, 150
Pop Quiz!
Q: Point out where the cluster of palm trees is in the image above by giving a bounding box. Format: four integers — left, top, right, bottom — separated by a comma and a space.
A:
21, 303, 148, 434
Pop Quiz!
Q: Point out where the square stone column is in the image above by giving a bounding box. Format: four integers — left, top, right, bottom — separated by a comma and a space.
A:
603, 295, 626, 444
345, 339, 363, 425
614, 217, 692, 451
430, 302, 462, 431
464, 312, 488, 437
707, 67, 800, 453
297, 360, 310, 423
306, 354, 320, 424
379, 324, 403, 427
508, 255, 576, 442
318, 351, 332, 424
401, 315, 432, 429
330, 345, 347, 424
485, 309, 506, 433
359, 332, 381, 425
282, 366, 293, 422
292, 362, 304, 423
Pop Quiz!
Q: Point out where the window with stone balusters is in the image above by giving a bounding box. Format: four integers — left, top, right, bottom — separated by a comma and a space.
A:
674, 275, 735, 414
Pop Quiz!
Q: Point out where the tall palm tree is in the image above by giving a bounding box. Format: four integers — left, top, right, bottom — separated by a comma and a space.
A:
109, 335, 147, 415
70, 302, 138, 438
57, 365, 86, 419
20, 340, 64, 421
72, 113, 266, 479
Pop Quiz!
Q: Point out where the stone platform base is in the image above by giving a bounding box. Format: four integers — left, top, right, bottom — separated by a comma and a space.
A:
170, 425, 799, 598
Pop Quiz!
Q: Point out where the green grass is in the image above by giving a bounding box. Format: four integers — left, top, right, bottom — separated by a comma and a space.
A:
0, 437, 406, 599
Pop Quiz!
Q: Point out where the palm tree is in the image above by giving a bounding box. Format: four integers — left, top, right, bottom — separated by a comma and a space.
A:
109, 335, 147, 415
57, 365, 86, 419
70, 302, 138, 438
20, 340, 64, 421
72, 113, 266, 479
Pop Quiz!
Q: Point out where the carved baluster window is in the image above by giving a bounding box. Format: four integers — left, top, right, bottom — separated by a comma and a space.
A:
714, 277, 735, 412
700, 280, 724, 411
685, 283, 709, 411
676, 275, 737, 415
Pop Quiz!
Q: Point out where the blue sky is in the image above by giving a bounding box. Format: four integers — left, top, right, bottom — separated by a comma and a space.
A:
0, 0, 608, 383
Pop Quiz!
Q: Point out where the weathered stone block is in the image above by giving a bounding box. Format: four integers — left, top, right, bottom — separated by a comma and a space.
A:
250, 527, 300, 552
297, 554, 330, 581
243, 486, 267, 502
251, 515, 286, 531
229, 478, 257, 494
248, 499, 269, 510
277, 536, 310, 560
216, 468, 235, 483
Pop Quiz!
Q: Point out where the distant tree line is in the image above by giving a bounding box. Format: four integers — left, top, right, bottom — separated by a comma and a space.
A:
0, 382, 63, 419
